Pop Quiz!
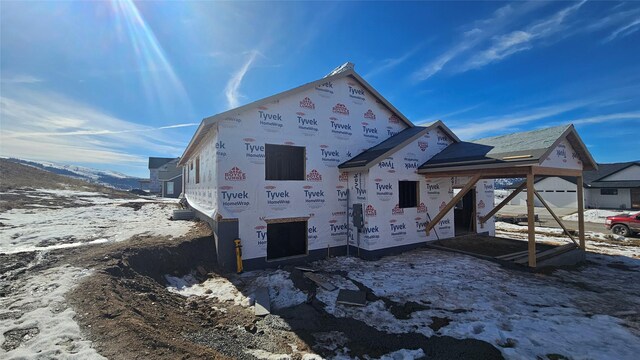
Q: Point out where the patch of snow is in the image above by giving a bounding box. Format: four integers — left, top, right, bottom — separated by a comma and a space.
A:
378, 348, 425, 360
252, 270, 308, 310
0, 265, 105, 359
0, 200, 192, 254
562, 209, 631, 223
165, 273, 248, 306
313, 247, 640, 359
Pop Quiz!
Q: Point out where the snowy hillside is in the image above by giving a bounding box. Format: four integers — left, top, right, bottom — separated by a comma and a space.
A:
3, 157, 144, 190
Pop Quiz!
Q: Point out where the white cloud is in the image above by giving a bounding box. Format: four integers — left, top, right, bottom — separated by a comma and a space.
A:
365, 44, 423, 79
603, 18, 640, 42
224, 50, 259, 109
459, 1, 585, 72
0, 74, 44, 84
0, 88, 193, 165
570, 111, 640, 125
450, 101, 588, 139
413, 2, 546, 81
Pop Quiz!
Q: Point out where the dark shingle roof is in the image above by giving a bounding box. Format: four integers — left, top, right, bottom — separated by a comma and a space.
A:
338, 120, 459, 170
420, 125, 570, 169
149, 157, 178, 169
338, 126, 428, 169
419, 124, 597, 172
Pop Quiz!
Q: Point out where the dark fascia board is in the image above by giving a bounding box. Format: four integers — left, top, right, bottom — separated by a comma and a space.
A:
339, 121, 454, 172
179, 68, 418, 165
538, 124, 598, 171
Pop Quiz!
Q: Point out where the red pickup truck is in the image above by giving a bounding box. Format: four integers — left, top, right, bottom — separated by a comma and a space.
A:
605, 212, 640, 237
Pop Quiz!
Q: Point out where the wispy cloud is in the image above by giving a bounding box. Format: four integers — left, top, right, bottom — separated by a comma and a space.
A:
0, 74, 44, 84
603, 18, 640, 42
416, 104, 483, 124
570, 111, 640, 125
0, 88, 191, 166
458, 1, 585, 72
365, 44, 424, 79
224, 50, 260, 109
413, 2, 546, 81
449, 100, 588, 139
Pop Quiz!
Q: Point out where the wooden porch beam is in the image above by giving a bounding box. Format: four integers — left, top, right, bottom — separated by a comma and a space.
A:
577, 175, 586, 250
533, 190, 578, 246
421, 166, 532, 179
526, 172, 536, 268
532, 166, 583, 177
425, 174, 481, 234
480, 181, 527, 224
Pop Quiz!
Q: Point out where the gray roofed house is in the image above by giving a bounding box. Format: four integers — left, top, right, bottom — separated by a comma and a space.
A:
148, 157, 180, 194
506, 161, 640, 209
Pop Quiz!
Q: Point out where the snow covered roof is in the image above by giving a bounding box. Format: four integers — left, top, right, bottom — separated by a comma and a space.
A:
338, 120, 459, 171
419, 124, 597, 172
178, 62, 416, 166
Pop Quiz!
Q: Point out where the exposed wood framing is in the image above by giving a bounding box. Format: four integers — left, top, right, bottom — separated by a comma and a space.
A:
533, 190, 578, 245
526, 173, 536, 268
265, 217, 311, 224
577, 175, 586, 249
425, 174, 481, 234
480, 181, 527, 224
532, 166, 583, 177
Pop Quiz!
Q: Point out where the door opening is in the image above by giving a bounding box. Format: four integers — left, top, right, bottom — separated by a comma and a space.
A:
454, 189, 476, 236
267, 221, 307, 260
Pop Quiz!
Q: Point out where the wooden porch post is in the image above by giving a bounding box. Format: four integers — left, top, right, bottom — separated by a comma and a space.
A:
526, 172, 536, 267
577, 175, 585, 250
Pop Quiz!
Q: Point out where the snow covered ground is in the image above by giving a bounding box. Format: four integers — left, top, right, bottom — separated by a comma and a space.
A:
168, 223, 640, 359
0, 189, 192, 254
0, 265, 106, 359
1, 187, 194, 358
496, 221, 639, 258
562, 209, 633, 222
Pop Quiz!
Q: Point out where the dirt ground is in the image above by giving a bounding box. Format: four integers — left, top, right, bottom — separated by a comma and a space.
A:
430, 235, 556, 257
0, 161, 501, 359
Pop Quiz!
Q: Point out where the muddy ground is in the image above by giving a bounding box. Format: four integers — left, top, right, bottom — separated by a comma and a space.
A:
1, 218, 504, 359
70, 224, 503, 359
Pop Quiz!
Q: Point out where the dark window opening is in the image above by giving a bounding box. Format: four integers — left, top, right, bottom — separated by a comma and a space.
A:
265, 144, 305, 180
267, 221, 307, 260
601, 188, 618, 195
195, 156, 200, 184
398, 181, 419, 208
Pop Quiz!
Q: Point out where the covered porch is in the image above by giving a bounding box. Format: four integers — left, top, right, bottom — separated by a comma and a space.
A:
417, 125, 598, 268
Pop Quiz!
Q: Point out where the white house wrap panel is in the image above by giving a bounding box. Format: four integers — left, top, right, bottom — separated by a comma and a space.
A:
207, 76, 410, 261
541, 139, 582, 170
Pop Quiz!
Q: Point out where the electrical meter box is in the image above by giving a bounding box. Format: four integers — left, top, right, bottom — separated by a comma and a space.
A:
352, 203, 364, 231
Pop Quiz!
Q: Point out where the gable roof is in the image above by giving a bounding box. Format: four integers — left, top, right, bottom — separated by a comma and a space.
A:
178, 62, 415, 166
149, 157, 178, 169
419, 124, 597, 172
338, 120, 459, 171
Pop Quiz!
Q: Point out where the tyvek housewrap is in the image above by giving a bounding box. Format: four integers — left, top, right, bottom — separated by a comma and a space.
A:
212, 76, 408, 260
541, 138, 583, 170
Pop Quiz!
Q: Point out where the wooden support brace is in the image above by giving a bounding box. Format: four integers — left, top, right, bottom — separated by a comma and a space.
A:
526, 173, 536, 268
577, 175, 586, 250
533, 190, 578, 246
425, 174, 481, 234
480, 181, 527, 224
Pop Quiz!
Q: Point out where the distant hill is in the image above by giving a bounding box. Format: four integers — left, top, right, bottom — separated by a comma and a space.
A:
2, 157, 144, 190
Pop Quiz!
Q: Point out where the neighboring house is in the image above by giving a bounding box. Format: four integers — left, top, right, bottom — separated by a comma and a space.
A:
148, 157, 178, 193
178, 62, 594, 271
508, 161, 639, 209
157, 158, 183, 198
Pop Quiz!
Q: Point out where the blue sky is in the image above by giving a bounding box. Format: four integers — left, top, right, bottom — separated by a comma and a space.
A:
1, 1, 638, 178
